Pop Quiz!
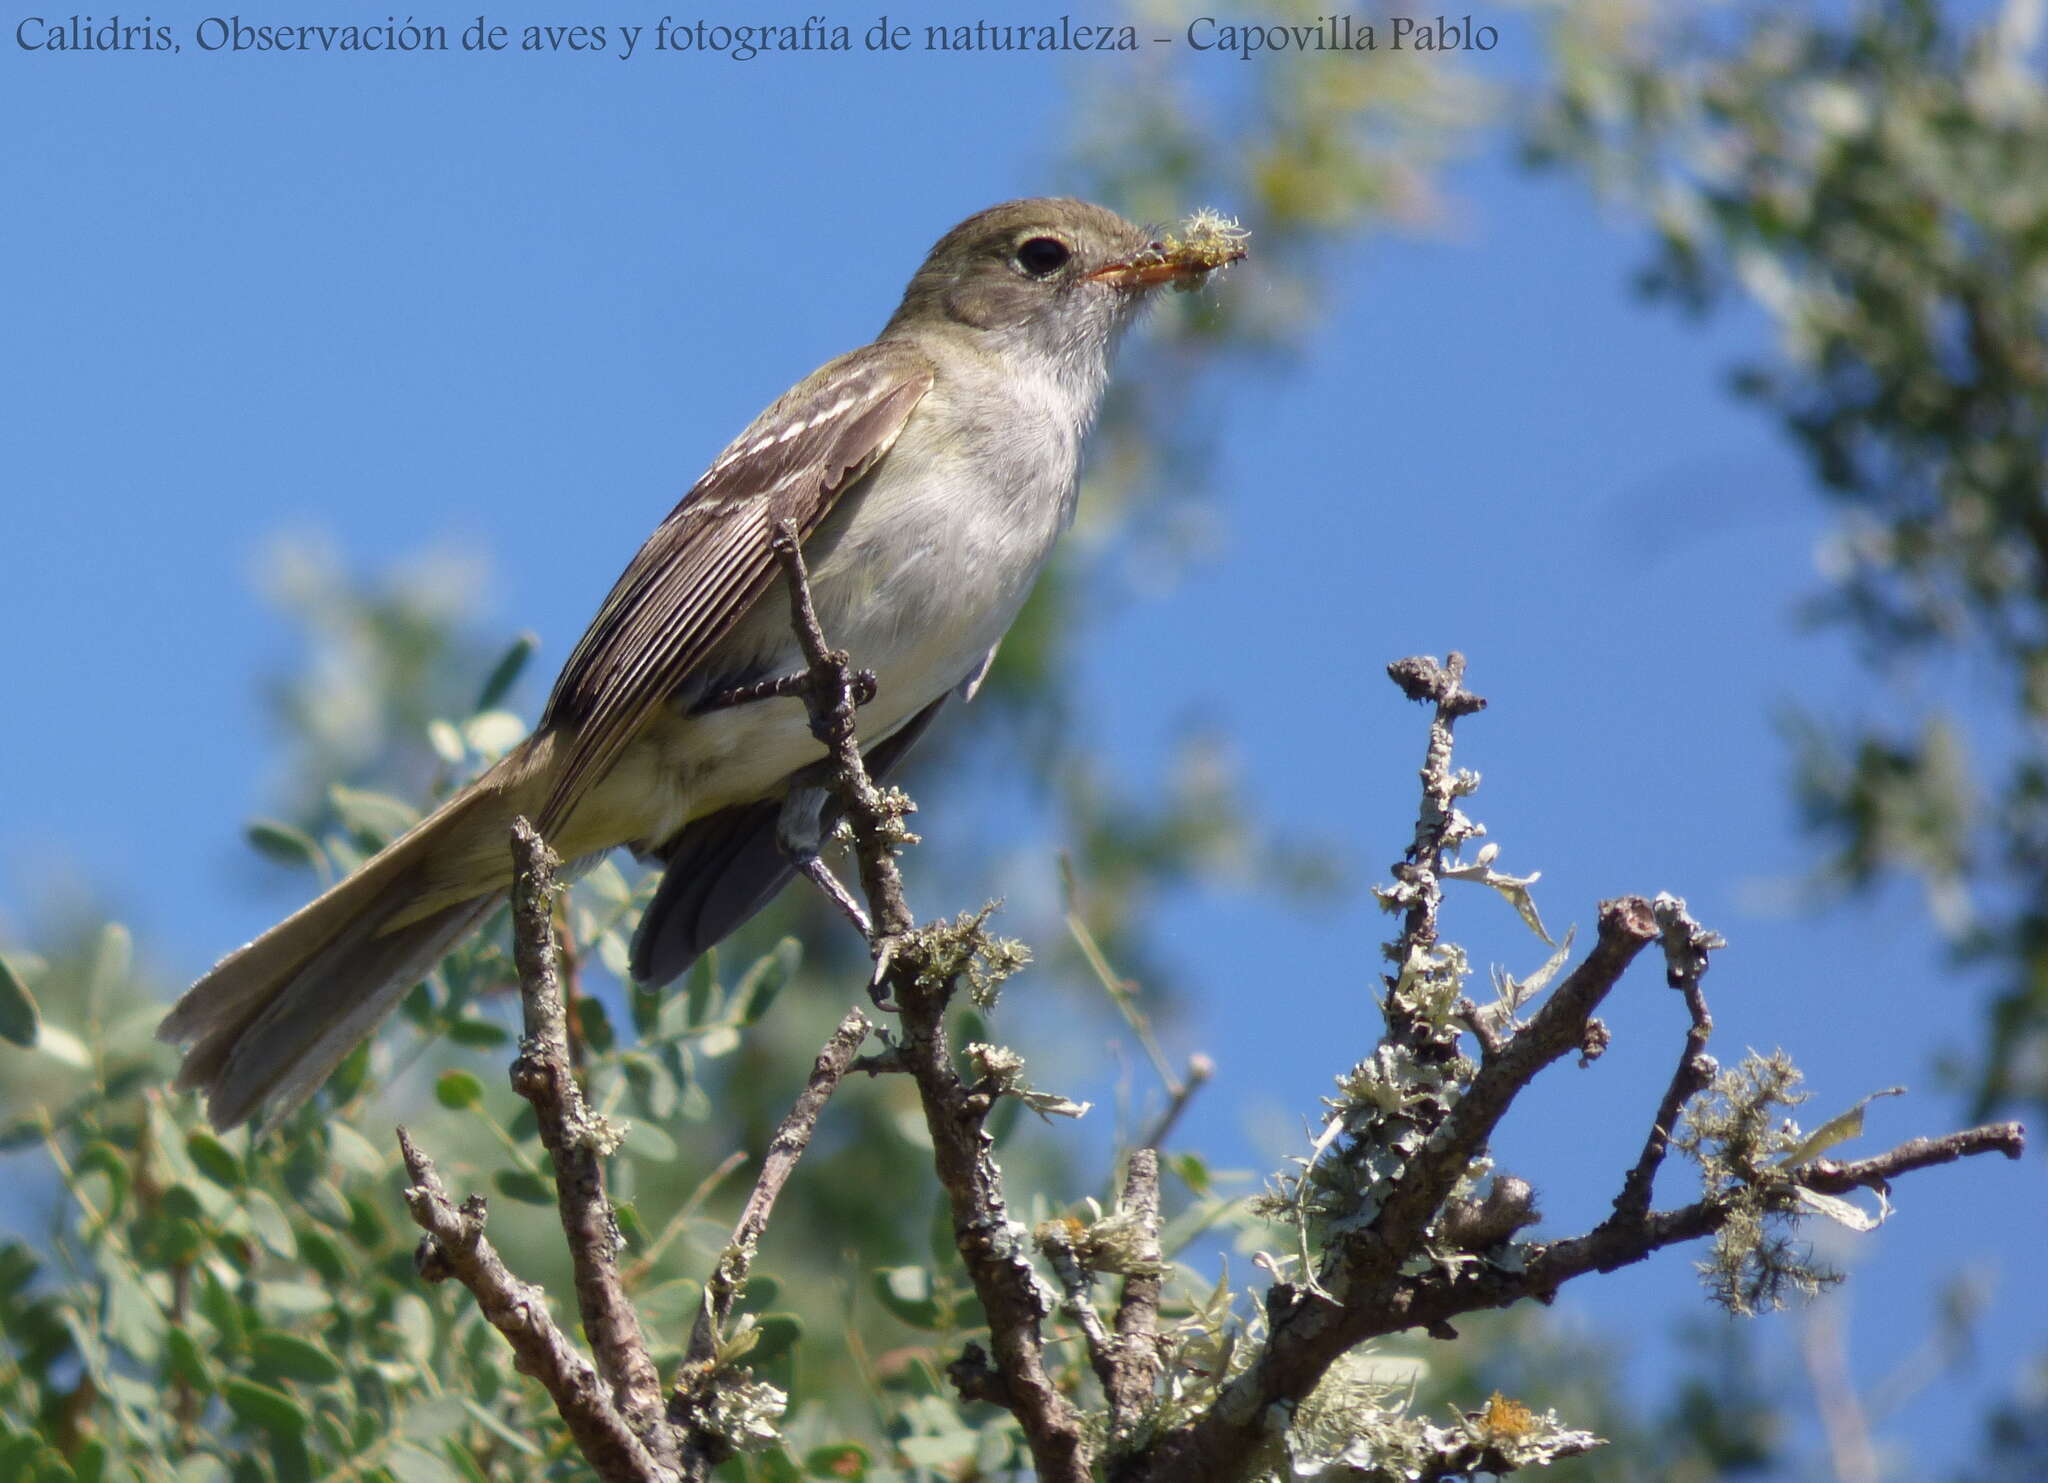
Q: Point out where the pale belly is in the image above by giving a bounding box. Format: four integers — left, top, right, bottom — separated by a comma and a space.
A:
566, 441, 1067, 854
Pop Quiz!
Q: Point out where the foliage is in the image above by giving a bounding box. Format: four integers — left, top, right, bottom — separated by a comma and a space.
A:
1530, 0, 2048, 1123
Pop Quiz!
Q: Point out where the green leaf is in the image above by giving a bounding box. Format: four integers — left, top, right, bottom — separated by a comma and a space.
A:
1776, 1087, 1905, 1169
164, 1326, 213, 1389
0, 956, 41, 1047
244, 819, 322, 870
244, 1190, 298, 1260
474, 632, 537, 712
683, 952, 719, 1030
326, 1121, 386, 1178
186, 1132, 244, 1189
69, 1441, 105, 1483
435, 1070, 486, 1110
197, 1268, 248, 1352
387, 1443, 458, 1483
268, 1432, 313, 1483
86, 923, 131, 1006
427, 718, 467, 765
493, 1169, 554, 1206
745, 1313, 803, 1365
328, 786, 419, 843
732, 939, 801, 1026
309, 1235, 360, 1289
636, 1277, 705, 1330
73, 1141, 132, 1216
871, 1267, 943, 1330
249, 1330, 345, 1385
446, 1017, 509, 1049
400, 1396, 469, 1443
459, 1398, 541, 1457
256, 1283, 334, 1319
623, 1053, 678, 1121
223, 1379, 309, 1437
621, 1119, 676, 1162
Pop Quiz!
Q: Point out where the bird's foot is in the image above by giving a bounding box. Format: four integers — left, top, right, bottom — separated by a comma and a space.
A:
701, 667, 878, 713
793, 850, 873, 940
867, 938, 899, 1013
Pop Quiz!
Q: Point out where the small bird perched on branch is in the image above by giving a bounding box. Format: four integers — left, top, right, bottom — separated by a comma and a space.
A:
160, 197, 1246, 1132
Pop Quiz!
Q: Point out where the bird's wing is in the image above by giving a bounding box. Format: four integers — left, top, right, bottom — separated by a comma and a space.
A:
535, 338, 935, 832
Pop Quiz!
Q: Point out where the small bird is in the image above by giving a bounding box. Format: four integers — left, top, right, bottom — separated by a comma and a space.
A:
159, 197, 1245, 1132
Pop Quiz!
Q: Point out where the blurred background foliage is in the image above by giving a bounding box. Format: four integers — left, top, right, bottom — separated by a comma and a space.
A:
5, 0, 2046, 1478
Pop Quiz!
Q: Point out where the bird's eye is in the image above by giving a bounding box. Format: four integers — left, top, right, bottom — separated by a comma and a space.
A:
1015, 236, 1072, 277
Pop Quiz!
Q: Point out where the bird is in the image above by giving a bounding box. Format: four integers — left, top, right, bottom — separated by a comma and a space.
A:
159, 197, 1245, 1132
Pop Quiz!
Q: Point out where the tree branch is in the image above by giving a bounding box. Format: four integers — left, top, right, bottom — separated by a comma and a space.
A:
396, 824, 679, 1482
396, 1127, 671, 1483
1607, 894, 1722, 1227
1107, 1148, 1166, 1442
766, 522, 1091, 1483
671, 1009, 871, 1471
506, 819, 672, 1462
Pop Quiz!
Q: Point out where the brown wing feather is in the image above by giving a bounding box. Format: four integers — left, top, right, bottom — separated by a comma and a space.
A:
533, 340, 934, 833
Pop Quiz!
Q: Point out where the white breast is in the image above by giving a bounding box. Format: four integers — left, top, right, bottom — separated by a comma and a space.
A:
593, 354, 1089, 846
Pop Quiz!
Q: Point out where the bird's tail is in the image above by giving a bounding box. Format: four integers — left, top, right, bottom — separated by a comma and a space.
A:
159, 764, 529, 1132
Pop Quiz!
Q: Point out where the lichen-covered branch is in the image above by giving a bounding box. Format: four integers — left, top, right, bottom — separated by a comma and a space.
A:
1107, 1148, 1166, 1442
396, 1127, 673, 1483
396, 824, 680, 1482
506, 820, 672, 1463
1607, 894, 1722, 1227
1119, 655, 2026, 1483
766, 524, 1090, 1483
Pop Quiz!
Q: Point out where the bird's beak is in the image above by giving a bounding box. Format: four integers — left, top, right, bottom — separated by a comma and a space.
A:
1087, 237, 1248, 290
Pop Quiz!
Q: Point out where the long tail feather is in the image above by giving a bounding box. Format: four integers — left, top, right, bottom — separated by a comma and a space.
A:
161, 778, 511, 1131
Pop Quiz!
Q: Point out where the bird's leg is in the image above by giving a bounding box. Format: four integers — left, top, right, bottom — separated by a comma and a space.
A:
776, 778, 873, 941
700, 669, 878, 714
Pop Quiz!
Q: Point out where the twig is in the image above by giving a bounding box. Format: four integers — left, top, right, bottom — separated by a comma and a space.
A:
1606, 894, 1724, 1226
1107, 1149, 1165, 1442
1064, 865, 1177, 1090
686, 1010, 871, 1364
1137, 1054, 1214, 1151
397, 1127, 670, 1483
1382, 652, 1487, 1055
622, 1150, 750, 1287
671, 1009, 871, 1473
507, 820, 672, 1462
1128, 662, 1660, 1483
767, 521, 1091, 1483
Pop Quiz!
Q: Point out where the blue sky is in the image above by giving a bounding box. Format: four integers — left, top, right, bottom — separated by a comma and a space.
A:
4, 1, 2042, 1470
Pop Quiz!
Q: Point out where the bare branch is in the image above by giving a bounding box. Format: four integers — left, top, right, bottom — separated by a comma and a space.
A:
1606, 894, 1723, 1228
1138, 1053, 1214, 1152
687, 1010, 871, 1361
507, 819, 671, 1463
396, 1127, 671, 1483
671, 1008, 870, 1473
